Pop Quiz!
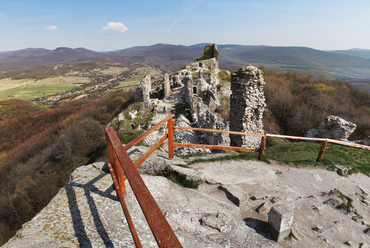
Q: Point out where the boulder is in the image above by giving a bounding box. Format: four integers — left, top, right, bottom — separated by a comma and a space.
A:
305, 115, 356, 141
356, 136, 370, 146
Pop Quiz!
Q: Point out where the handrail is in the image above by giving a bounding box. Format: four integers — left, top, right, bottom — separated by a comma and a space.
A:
125, 114, 174, 150
106, 127, 182, 248
106, 115, 369, 247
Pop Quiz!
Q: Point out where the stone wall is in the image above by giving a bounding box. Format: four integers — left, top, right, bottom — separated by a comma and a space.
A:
134, 74, 151, 102
229, 66, 266, 149
163, 73, 171, 97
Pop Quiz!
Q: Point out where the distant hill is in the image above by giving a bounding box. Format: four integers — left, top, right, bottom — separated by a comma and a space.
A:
330, 48, 370, 59
0, 47, 102, 72
2, 44, 370, 82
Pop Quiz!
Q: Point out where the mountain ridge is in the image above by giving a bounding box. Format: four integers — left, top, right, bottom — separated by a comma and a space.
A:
1, 44, 370, 81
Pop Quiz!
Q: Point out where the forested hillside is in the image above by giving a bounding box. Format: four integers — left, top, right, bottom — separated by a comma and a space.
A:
262, 71, 370, 140
0, 90, 133, 245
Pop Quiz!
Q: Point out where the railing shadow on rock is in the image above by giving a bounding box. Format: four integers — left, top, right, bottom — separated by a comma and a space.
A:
105, 114, 370, 248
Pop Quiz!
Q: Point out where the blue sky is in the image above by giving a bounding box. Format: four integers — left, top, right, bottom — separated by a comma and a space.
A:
1, 0, 370, 52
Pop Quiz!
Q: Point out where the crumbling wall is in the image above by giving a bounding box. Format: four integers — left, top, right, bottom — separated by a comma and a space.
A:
197, 44, 219, 61
229, 66, 266, 149
163, 73, 171, 97
134, 74, 151, 102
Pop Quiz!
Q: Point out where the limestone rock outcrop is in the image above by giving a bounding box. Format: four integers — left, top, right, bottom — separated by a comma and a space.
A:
229, 65, 266, 149
4, 160, 279, 248
305, 115, 357, 141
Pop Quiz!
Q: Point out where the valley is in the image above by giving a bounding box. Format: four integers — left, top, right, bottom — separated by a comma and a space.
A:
0, 43, 369, 246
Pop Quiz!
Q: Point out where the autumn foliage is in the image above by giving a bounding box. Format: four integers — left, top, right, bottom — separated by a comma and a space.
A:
263, 72, 370, 140
0, 90, 133, 245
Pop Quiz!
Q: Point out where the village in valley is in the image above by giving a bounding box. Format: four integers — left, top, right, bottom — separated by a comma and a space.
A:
38, 76, 121, 103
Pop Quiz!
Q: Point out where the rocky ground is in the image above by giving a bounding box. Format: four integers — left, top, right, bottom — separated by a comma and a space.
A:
4, 146, 370, 248
189, 159, 370, 247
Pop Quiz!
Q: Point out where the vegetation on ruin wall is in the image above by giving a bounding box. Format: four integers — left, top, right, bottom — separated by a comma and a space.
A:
0, 90, 134, 245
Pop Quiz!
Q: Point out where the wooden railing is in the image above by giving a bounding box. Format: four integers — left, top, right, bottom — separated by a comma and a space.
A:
106, 114, 182, 248
105, 114, 369, 247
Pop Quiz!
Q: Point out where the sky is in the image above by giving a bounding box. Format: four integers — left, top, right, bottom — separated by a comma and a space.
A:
1, 0, 370, 52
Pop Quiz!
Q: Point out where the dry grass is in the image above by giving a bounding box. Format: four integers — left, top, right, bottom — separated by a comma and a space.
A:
98, 66, 128, 75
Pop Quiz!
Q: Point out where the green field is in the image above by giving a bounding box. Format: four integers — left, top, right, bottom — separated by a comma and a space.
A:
0, 85, 77, 101
115, 67, 163, 91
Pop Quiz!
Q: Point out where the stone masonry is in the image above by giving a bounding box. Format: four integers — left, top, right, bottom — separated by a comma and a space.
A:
163, 73, 171, 97
134, 74, 151, 102
229, 66, 266, 149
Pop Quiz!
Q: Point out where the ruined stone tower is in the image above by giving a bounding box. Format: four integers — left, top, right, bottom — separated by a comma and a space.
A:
229, 66, 266, 149
163, 73, 171, 97
134, 74, 151, 102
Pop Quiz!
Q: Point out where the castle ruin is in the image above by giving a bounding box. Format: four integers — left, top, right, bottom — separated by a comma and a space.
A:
229, 66, 266, 149
133, 44, 266, 152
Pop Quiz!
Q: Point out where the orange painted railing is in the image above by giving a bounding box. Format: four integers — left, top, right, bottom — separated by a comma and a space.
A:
106, 115, 369, 247
106, 114, 182, 248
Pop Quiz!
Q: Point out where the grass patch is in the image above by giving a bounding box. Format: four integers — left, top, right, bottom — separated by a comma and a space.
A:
0, 85, 77, 101
287, 229, 298, 241
119, 130, 145, 145
181, 152, 210, 159
336, 192, 353, 211
189, 151, 270, 165
264, 141, 370, 174
165, 171, 199, 189
185, 141, 369, 176
173, 164, 191, 169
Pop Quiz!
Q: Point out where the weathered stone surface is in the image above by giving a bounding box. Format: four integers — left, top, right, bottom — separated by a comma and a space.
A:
134, 74, 151, 102
163, 73, 171, 97
117, 112, 125, 122
268, 205, 294, 242
167, 164, 205, 184
218, 184, 248, 207
128, 110, 137, 120
305, 115, 357, 141
229, 65, 266, 149
200, 213, 232, 233
143, 113, 170, 147
172, 73, 184, 88
196, 101, 230, 147
356, 136, 370, 146
197, 44, 219, 61
4, 161, 279, 248
174, 114, 211, 156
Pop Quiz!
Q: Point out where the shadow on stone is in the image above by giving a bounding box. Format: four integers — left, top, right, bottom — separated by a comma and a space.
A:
243, 218, 272, 240
66, 169, 116, 248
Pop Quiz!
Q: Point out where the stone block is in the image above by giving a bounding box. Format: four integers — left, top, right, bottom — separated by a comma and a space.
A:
268, 205, 293, 242
218, 184, 248, 207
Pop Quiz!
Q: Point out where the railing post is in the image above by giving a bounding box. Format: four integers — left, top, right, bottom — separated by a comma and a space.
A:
168, 117, 174, 159
258, 135, 267, 160
316, 140, 327, 163
106, 132, 127, 196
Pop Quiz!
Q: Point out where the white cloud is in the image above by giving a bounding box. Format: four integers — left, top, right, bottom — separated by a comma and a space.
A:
101, 22, 128, 33
44, 25, 58, 33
